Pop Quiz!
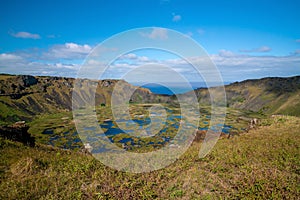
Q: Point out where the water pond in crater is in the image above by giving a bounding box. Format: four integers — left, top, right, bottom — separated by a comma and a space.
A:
41, 106, 234, 151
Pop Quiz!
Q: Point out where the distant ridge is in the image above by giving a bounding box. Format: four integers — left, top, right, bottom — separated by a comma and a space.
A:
0, 74, 299, 124
0, 74, 165, 124
188, 75, 300, 116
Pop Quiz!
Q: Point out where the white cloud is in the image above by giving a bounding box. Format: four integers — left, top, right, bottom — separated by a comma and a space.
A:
111, 63, 135, 68
137, 56, 150, 62
1, 40, 299, 82
0, 43, 92, 77
65, 43, 92, 52
10, 31, 41, 39
86, 59, 105, 66
0, 42, 124, 78
42, 42, 92, 60
120, 53, 138, 60
172, 14, 181, 22
210, 50, 296, 67
116, 53, 152, 65
218, 49, 236, 57
240, 46, 272, 53
0, 58, 80, 77
54, 63, 79, 70
0, 53, 23, 61
119, 53, 151, 62
151, 51, 300, 82
141, 28, 168, 40
209, 51, 300, 81
0, 53, 26, 67
211, 53, 264, 67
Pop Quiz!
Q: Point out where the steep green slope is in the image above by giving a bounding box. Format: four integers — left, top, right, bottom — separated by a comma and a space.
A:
0, 74, 163, 124
190, 76, 300, 116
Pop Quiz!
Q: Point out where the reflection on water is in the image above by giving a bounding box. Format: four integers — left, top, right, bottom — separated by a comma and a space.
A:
43, 107, 232, 151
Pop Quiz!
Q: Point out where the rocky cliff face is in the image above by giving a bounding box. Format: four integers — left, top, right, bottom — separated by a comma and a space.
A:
0, 74, 167, 123
0, 75, 74, 120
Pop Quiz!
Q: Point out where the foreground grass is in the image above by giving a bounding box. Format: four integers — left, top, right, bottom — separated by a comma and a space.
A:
0, 116, 299, 199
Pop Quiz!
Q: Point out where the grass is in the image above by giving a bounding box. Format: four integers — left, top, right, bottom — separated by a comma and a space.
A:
0, 99, 31, 125
0, 115, 299, 199
28, 111, 75, 144
26, 104, 257, 152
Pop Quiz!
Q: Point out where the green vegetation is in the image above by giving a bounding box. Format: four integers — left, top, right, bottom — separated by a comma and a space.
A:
1, 75, 299, 127
194, 76, 300, 116
28, 112, 76, 146
1, 74, 299, 199
231, 95, 246, 103
1, 115, 299, 199
0, 100, 29, 125
25, 104, 257, 152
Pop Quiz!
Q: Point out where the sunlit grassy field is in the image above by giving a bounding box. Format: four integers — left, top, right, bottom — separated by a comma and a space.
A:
1, 115, 299, 199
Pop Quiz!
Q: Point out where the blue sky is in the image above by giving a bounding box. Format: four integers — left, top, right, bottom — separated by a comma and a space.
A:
0, 0, 300, 82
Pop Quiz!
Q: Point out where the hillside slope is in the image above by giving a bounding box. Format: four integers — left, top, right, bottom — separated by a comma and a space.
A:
0, 74, 164, 124
0, 74, 299, 125
189, 76, 300, 116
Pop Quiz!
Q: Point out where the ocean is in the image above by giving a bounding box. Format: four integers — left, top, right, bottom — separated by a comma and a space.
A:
132, 82, 229, 95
